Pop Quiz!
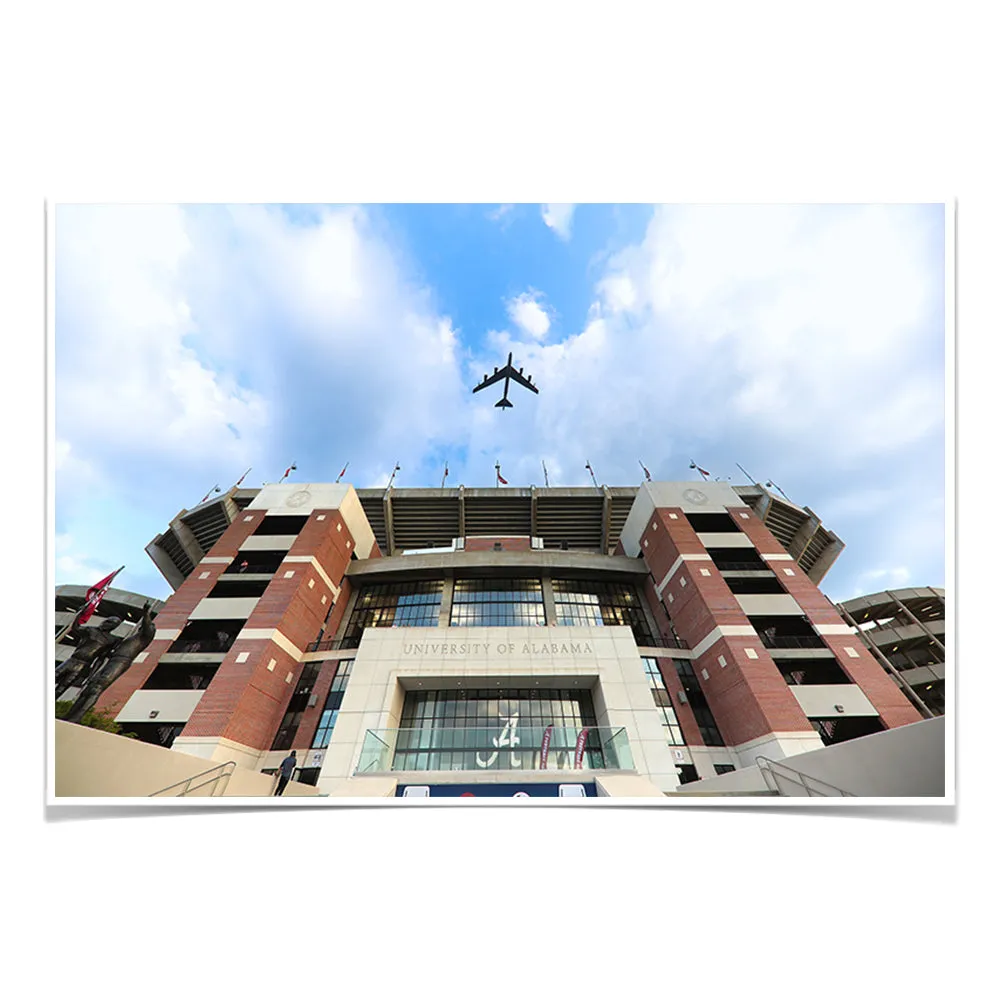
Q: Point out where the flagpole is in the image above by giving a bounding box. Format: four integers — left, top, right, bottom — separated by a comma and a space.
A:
441, 463, 448, 489
585, 461, 599, 489
336, 462, 349, 484
542, 460, 549, 488
232, 468, 252, 490
54, 618, 77, 646
735, 462, 755, 484
766, 479, 792, 502
638, 459, 652, 482
386, 462, 400, 493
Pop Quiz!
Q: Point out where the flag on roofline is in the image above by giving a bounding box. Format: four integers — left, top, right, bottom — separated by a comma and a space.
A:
77, 566, 124, 625
496, 462, 508, 486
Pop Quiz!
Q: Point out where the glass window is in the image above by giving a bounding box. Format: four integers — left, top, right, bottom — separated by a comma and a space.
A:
341, 582, 443, 647
674, 661, 725, 746
450, 578, 545, 627
553, 580, 657, 646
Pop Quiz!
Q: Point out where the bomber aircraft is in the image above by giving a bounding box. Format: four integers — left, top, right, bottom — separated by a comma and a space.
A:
472, 352, 539, 409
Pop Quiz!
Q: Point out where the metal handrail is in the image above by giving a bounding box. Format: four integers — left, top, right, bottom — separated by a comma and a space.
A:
758, 634, 827, 649
755, 756, 854, 797
167, 638, 235, 654
149, 760, 237, 797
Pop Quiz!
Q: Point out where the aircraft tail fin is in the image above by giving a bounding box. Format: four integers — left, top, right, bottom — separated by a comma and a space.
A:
495, 398, 513, 409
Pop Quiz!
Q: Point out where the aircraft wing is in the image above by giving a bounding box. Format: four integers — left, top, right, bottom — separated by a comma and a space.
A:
508, 368, 539, 393
472, 368, 510, 392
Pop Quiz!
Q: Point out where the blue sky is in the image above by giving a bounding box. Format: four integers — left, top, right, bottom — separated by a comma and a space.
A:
54, 203, 946, 605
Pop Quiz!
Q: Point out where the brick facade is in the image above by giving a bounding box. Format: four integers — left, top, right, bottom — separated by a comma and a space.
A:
101, 504, 361, 752
636, 501, 921, 746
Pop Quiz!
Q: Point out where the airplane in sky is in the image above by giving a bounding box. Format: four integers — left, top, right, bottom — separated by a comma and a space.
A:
472, 352, 540, 409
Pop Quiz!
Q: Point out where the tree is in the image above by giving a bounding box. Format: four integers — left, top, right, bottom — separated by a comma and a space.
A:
55, 701, 139, 738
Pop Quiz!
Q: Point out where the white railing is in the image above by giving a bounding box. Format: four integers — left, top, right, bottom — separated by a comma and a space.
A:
755, 756, 854, 797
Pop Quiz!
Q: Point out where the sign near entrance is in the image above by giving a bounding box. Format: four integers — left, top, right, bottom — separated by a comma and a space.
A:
396, 782, 596, 798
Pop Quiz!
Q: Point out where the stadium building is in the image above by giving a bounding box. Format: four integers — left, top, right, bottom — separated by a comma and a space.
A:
82, 477, 932, 798
837, 587, 946, 720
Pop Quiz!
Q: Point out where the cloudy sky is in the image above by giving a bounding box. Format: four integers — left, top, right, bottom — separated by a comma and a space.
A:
54, 203, 945, 604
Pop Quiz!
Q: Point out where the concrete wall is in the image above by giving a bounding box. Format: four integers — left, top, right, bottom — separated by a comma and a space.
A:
735, 594, 804, 616
789, 684, 878, 718
54, 721, 320, 797
697, 532, 755, 549
116, 688, 205, 723
189, 597, 261, 619
239, 535, 298, 551
678, 715, 946, 797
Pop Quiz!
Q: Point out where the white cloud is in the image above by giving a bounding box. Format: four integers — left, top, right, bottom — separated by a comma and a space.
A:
55, 203, 944, 604
826, 566, 912, 605
468, 204, 944, 598
587, 204, 943, 457
506, 291, 551, 340
54, 533, 115, 584
541, 204, 575, 240
55, 204, 470, 591
487, 204, 515, 228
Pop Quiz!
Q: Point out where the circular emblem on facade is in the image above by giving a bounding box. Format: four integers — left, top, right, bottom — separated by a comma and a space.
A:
512, 791, 530, 798
286, 490, 312, 508
682, 488, 708, 505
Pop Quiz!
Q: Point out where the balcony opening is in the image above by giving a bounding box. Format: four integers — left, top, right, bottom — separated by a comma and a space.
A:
118, 721, 185, 749
143, 661, 220, 690
811, 716, 885, 746
748, 615, 826, 650
707, 547, 768, 571
685, 512, 741, 533
777, 658, 853, 685
253, 514, 309, 536
168, 619, 243, 654
207, 578, 270, 598
725, 576, 786, 595
676, 764, 699, 784
225, 550, 288, 575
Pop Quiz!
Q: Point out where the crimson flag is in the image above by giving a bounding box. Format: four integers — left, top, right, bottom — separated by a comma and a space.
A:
77, 566, 124, 625
497, 466, 508, 485
539, 725, 554, 769
573, 727, 591, 769
697, 466, 710, 478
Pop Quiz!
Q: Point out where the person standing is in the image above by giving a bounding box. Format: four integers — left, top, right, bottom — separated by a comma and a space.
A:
274, 750, 297, 796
